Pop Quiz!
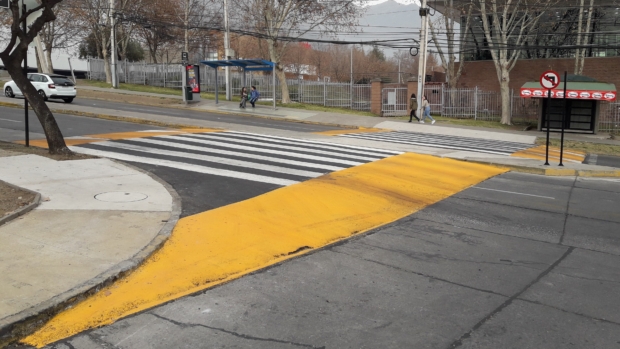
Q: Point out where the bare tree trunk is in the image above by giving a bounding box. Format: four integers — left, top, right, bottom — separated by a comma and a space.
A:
45, 47, 54, 71
500, 73, 511, 125
4, 60, 70, 154
268, 39, 291, 103
577, 0, 594, 75
574, 0, 585, 74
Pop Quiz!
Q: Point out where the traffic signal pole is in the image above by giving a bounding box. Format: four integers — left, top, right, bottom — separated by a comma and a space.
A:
416, 0, 429, 120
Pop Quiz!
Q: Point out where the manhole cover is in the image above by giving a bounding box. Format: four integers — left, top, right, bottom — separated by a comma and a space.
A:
94, 192, 148, 203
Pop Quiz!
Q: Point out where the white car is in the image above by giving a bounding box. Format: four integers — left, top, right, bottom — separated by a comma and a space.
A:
4, 73, 77, 103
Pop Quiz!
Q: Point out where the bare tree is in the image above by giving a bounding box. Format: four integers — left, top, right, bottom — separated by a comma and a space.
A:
476, 0, 551, 124
236, 0, 367, 103
0, 0, 70, 154
428, 0, 473, 88
574, 0, 594, 75
38, 0, 83, 71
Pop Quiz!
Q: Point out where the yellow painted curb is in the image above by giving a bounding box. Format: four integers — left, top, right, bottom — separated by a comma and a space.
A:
21, 153, 506, 347
512, 145, 585, 163
312, 127, 389, 136
13, 129, 223, 149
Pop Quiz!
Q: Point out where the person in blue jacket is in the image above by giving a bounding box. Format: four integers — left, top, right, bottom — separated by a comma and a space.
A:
249, 86, 260, 108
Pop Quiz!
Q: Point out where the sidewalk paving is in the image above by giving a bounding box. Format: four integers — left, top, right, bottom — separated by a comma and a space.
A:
0, 84, 618, 346
0, 150, 180, 347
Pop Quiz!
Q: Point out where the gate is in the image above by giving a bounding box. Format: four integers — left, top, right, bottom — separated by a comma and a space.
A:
381, 87, 408, 116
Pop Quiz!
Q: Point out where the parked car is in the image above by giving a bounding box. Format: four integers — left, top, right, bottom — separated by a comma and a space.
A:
3, 73, 76, 103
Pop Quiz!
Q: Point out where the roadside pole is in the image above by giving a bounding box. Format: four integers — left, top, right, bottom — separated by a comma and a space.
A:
110, 0, 117, 89
539, 71, 560, 166
223, 0, 231, 100
416, 0, 429, 120
22, 0, 29, 147
559, 71, 568, 166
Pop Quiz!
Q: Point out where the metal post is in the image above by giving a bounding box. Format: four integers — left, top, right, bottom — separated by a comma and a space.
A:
544, 89, 551, 166
164, 63, 166, 88
215, 67, 219, 104
474, 86, 478, 120
416, 0, 429, 119
22, 0, 28, 147
143, 62, 146, 85
350, 45, 353, 109
323, 77, 327, 106
273, 64, 276, 110
110, 0, 117, 88
182, 64, 187, 104
243, 68, 246, 91
223, 0, 231, 100
559, 71, 568, 166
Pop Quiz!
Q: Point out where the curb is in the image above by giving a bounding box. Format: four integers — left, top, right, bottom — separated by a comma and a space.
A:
464, 159, 620, 177
0, 181, 41, 229
0, 161, 182, 349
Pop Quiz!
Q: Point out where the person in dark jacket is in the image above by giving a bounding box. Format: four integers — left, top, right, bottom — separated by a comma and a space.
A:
249, 86, 260, 108
409, 93, 420, 122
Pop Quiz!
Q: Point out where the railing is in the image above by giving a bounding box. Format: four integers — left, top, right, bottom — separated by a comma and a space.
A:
88, 58, 372, 111
381, 87, 408, 117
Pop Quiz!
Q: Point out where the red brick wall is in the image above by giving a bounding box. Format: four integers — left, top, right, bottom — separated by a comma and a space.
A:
455, 56, 620, 92
370, 79, 383, 115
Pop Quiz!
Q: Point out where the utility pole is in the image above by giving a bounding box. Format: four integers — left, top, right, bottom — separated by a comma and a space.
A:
223, 0, 231, 100
110, 0, 118, 89
416, 0, 429, 119
398, 58, 401, 84
350, 45, 353, 108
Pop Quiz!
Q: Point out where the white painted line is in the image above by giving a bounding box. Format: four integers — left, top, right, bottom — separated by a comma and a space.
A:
229, 131, 403, 155
186, 133, 382, 161
95, 141, 325, 178
214, 132, 398, 157
0, 118, 20, 123
161, 135, 364, 166
69, 146, 298, 186
131, 138, 345, 171
471, 187, 556, 199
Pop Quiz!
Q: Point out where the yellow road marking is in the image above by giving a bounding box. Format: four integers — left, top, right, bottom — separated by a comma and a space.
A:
22, 153, 506, 347
13, 128, 223, 149
313, 127, 388, 136
512, 145, 585, 163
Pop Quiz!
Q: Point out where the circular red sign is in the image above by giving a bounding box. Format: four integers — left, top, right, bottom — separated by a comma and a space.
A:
540, 71, 560, 89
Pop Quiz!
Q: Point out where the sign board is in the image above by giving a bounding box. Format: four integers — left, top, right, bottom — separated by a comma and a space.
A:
520, 88, 616, 101
0, 0, 9, 9
181, 52, 188, 61
387, 91, 396, 105
186, 65, 200, 93
540, 71, 560, 90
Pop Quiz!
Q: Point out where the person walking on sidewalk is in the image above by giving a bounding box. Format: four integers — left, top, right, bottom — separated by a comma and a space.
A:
409, 93, 420, 122
420, 95, 435, 124
249, 86, 260, 108
240, 87, 248, 109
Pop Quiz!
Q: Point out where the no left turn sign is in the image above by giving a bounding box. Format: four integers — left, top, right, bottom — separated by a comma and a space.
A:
540, 71, 560, 89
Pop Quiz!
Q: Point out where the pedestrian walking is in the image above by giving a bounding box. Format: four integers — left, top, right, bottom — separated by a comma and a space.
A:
420, 95, 435, 124
240, 87, 248, 109
409, 93, 420, 122
249, 86, 260, 108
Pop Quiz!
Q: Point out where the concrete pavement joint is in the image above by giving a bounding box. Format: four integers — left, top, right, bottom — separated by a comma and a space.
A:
517, 298, 620, 326
0, 162, 182, 349
559, 177, 578, 245
331, 249, 508, 298
447, 247, 575, 349
150, 313, 326, 349
0, 181, 40, 228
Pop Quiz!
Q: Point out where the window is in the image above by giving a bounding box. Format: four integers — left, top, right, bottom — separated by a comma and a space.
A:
50, 76, 74, 86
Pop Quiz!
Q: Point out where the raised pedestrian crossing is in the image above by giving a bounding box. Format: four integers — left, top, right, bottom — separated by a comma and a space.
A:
337, 130, 532, 155
71, 131, 402, 186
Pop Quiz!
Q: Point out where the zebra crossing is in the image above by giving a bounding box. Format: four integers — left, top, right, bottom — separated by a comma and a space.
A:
71, 131, 402, 186
338, 131, 532, 156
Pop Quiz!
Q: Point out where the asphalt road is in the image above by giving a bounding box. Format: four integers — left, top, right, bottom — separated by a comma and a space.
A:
22, 168, 620, 349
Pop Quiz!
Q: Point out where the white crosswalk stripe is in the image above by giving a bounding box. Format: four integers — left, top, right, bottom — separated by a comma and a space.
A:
338, 131, 531, 155
71, 132, 401, 186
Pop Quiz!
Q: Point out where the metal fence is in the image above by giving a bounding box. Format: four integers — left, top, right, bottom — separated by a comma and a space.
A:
88, 58, 372, 111
88, 58, 619, 132
381, 87, 408, 117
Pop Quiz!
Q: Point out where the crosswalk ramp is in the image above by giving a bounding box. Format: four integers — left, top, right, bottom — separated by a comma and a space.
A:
337, 130, 532, 156
71, 131, 402, 186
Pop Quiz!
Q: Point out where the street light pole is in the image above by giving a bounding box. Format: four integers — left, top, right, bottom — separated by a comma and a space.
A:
110, 0, 117, 89
223, 0, 231, 100
416, 0, 429, 119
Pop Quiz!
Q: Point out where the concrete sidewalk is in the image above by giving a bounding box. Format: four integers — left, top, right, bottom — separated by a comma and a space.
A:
0, 149, 180, 346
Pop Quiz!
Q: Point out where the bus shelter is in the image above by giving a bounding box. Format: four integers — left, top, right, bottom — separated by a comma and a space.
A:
520, 75, 616, 134
200, 59, 276, 109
